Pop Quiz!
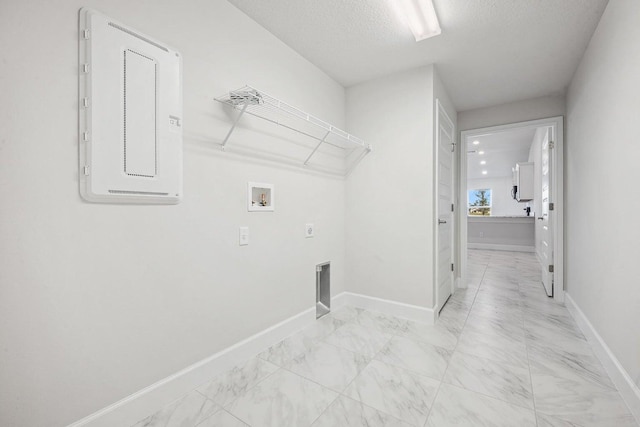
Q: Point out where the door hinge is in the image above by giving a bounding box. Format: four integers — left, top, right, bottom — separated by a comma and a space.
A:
82, 29, 90, 40
549, 202, 555, 211
451, 203, 454, 212
451, 263, 454, 272
451, 142, 456, 153
83, 166, 90, 176
549, 141, 555, 149
548, 264, 554, 273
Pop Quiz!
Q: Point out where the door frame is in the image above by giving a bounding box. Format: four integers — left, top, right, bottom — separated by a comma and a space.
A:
458, 116, 564, 303
434, 99, 456, 315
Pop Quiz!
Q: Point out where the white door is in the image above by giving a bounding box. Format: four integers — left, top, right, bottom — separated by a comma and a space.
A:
436, 101, 455, 311
540, 129, 553, 296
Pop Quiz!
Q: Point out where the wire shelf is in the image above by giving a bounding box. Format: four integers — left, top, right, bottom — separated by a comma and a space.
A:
214, 85, 371, 175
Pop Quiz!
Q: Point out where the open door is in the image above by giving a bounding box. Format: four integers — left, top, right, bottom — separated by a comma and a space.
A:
436, 100, 455, 312
539, 128, 554, 296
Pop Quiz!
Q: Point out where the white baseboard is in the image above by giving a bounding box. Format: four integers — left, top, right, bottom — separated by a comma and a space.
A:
67, 306, 316, 427
468, 243, 534, 252
565, 293, 640, 424
337, 292, 435, 324
68, 291, 433, 427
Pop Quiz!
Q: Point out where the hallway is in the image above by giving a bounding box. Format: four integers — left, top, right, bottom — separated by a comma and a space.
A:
133, 250, 636, 426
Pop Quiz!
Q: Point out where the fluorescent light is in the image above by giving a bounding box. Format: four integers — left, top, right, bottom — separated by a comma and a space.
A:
482, 170, 488, 175
478, 151, 485, 155
473, 140, 480, 145
395, 0, 441, 41
480, 160, 486, 165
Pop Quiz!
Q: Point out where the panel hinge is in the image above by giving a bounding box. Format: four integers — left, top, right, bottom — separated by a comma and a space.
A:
451, 203, 454, 212
548, 264, 554, 273
451, 263, 454, 272
549, 141, 555, 149
82, 63, 90, 73
82, 29, 90, 40
549, 202, 555, 211
83, 166, 90, 176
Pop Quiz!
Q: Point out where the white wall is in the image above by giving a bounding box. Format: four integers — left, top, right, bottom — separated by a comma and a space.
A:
458, 94, 566, 132
0, 1, 347, 426
467, 177, 526, 217
566, 0, 640, 392
345, 66, 456, 311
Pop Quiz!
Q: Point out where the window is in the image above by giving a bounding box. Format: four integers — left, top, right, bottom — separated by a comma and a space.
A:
468, 189, 492, 216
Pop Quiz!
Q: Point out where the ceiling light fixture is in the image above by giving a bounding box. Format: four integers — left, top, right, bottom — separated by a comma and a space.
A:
394, 0, 442, 42
480, 160, 486, 165
478, 151, 485, 155
473, 140, 480, 145
482, 171, 488, 175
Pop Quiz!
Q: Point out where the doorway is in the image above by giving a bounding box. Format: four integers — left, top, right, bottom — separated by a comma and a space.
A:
458, 117, 564, 302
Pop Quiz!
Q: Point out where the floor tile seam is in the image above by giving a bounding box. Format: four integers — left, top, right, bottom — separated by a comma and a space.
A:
523, 320, 541, 427
306, 392, 342, 427
231, 364, 343, 427
194, 389, 220, 408
523, 318, 587, 338
196, 409, 247, 427
313, 338, 375, 362
335, 393, 421, 427
217, 366, 283, 416
441, 382, 538, 415
372, 347, 451, 384
278, 361, 345, 394
461, 327, 528, 348
452, 345, 530, 372
460, 253, 538, 416
464, 312, 528, 330
421, 378, 444, 427
438, 375, 536, 412
525, 352, 621, 393
134, 388, 219, 425
326, 324, 396, 396
425, 263, 485, 427
320, 321, 395, 358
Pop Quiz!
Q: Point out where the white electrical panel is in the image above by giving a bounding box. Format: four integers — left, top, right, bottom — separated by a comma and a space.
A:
78, 8, 183, 204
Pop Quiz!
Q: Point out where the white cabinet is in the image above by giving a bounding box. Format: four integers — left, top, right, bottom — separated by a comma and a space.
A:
514, 162, 534, 202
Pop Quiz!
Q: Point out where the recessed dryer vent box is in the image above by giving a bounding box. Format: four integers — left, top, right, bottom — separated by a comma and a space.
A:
78, 8, 183, 204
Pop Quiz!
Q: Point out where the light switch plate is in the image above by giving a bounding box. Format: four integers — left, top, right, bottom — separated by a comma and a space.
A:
239, 227, 249, 246
305, 223, 314, 238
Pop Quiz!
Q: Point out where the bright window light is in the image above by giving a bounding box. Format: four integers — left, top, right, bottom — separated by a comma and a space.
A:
394, 0, 441, 41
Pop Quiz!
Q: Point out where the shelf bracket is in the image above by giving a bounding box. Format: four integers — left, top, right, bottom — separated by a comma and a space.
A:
221, 103, 249, 150
303, 130, 331, 166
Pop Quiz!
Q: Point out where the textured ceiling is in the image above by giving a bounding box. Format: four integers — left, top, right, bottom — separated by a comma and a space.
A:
466, 127, 536, 181
227, 0, 608, 111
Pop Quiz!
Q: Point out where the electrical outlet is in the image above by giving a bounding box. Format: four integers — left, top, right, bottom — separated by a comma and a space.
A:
305, 223, 314, 238
239, 227, 249, 246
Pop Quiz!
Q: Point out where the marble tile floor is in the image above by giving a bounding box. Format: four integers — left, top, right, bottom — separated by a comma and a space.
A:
132, 250, 637, 427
